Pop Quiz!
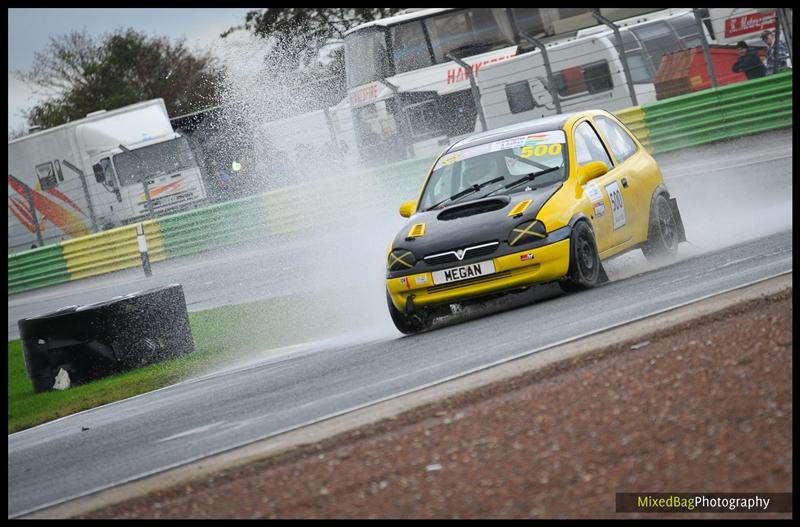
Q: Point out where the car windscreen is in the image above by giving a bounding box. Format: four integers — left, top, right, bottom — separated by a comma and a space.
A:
419, 130, 567, 211
113, 137, 196, 187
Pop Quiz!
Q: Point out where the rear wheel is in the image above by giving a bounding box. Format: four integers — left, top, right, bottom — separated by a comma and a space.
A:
642, 194, 679, 263
560, 220, 601, 293
386, 292, 432, 334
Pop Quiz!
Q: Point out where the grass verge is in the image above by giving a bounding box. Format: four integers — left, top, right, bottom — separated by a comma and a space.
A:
8, 288, 371, 434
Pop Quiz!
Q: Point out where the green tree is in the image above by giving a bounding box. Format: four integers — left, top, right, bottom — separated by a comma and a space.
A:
17, 29, 224, 129
8, 123, 28, 141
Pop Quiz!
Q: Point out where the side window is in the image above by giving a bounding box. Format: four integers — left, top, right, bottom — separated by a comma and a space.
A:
35, 161, 58, 189
594, 116, 638, 163
583, 61, 613, 93
611, 30, 653, 83
404, 99, 441, 139
99, 157, 116, 185
631, 21, 681, 79
391, 21, 433, 74
669, 13, 703, 49
426, 11, 474, 63
505, 80, 536, 113
574, 121, 613, 167
553, 61, 613, 97
425, 8, 514, 63
554, 66, 587, 97
623, 50, 654, 83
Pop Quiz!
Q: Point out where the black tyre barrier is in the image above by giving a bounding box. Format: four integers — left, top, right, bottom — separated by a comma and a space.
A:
18, 284, 194, 393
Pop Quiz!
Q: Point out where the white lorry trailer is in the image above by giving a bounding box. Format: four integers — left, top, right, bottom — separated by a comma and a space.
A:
8, 98, 207, 253
475, 9, 707, 130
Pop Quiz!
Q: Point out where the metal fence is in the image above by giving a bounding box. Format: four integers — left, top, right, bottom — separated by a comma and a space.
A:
343, 7, 792, 160
7, 8, 793, 262
7, 163, 99, 255
7, 137, 211, 256
8, 68, 793, 295
171, 8, 790, 178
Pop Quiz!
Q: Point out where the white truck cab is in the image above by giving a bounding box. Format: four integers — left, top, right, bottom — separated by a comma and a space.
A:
7, 99, 206, 253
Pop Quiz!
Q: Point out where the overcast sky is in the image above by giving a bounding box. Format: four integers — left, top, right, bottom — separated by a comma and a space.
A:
8, 8, 254, 133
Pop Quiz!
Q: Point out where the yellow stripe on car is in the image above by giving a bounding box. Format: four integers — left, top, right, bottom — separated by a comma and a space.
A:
510, 222, 545, 246
507, 199, 533, 217
407, 223, 426, 238
387, 239, 570, 310
389, 250, 414, 269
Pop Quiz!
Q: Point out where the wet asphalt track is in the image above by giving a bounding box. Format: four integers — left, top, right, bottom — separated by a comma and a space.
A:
7, 130, 793, 517
7, 129, 792, 339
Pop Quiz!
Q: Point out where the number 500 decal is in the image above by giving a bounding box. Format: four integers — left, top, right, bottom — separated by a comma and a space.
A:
521, 143, 562, 158
604, 181, 626, 230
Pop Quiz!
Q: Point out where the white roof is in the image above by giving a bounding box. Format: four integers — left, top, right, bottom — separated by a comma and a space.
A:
8, 98, 168, 145
344, 8, 453, 37
575, 8, 692, 37
76, 103, 174, 156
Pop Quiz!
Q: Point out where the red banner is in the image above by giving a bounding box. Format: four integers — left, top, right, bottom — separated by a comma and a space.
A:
724, 11, 776, 39
349, 83, 379, 106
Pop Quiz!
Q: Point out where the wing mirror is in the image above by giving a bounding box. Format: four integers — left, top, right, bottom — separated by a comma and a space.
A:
398, 199, 417, 218
92, 163, 105, 183
577, 161, 609, 186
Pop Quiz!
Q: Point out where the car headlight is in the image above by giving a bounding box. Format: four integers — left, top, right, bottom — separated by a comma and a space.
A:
508, 220, 547, 247
387, 249, 417, 271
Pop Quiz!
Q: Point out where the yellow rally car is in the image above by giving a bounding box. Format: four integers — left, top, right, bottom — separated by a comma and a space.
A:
386, 109, 686, 334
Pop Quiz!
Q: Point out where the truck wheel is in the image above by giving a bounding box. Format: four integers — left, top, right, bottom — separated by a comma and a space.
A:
386, 292, 431, 335
643, 194, 679, 263
560, 220, 601, 293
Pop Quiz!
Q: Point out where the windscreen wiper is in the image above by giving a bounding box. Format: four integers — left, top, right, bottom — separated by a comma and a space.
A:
484, 165, 561, 197
426, 176, 504, 211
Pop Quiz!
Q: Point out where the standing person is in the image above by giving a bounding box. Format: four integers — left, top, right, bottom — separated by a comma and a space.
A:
761, 30, 790, 74
732, 41, 767, 80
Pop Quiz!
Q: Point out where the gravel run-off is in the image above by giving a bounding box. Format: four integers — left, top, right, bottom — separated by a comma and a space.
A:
83, 289, 792, 519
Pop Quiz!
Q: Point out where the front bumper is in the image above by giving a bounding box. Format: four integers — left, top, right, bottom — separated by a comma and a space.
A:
387, 237, 571, 311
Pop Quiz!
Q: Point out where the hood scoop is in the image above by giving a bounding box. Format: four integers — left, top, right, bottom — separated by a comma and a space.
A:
437, 196, 510, 221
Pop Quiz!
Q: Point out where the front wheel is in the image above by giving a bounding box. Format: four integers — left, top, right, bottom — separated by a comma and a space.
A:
642, 194, 679, 263
386, 292, 432, 334
560, 220, 602, 293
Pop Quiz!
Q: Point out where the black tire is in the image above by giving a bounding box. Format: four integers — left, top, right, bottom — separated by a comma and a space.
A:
560, 220, 602, 293
386, 292, 432, 334
642, 193, 679, 263
18, 285, 192, 392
